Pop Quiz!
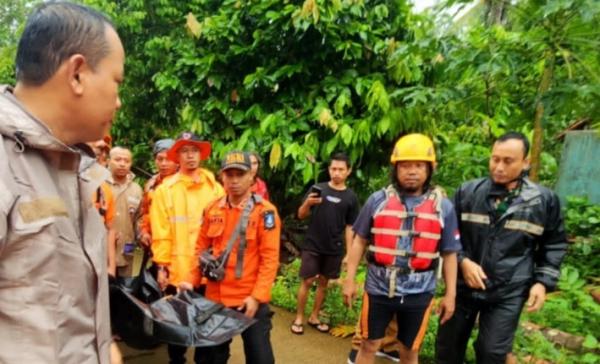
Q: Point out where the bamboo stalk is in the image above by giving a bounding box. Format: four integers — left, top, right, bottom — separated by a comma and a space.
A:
529, 50, 555, 181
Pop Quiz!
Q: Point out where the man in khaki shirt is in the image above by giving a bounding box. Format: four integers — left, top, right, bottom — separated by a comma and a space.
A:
0, 2, 125, 363
107, 146, 143, 277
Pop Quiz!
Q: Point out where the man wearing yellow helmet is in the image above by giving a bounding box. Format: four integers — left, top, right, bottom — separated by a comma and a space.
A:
343, 134, 461, 364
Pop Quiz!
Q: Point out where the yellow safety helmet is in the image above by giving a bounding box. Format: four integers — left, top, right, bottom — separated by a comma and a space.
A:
390, 133, 436, 164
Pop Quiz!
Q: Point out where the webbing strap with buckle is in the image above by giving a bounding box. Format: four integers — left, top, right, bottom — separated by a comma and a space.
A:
368, 245, 440, 259
388, 268, 398, 298
375, 209, 439, 221
370, 227, 441, 240
218, 196, 256, 279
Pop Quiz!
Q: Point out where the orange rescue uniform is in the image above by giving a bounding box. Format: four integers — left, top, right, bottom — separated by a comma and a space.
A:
196, 195, 280, 307
150, 169, 224, 286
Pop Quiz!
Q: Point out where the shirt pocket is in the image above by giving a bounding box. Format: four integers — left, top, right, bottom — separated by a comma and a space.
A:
206, 221, 225, 238
244, 218, 259, 247
127, 196, 141, 215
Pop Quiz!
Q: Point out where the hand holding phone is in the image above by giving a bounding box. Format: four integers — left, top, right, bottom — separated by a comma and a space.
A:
310, 185, 322, 197
303, 185, 323, 208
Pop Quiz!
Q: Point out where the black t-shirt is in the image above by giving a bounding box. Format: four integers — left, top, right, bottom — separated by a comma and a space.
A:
302, 182, 360, 255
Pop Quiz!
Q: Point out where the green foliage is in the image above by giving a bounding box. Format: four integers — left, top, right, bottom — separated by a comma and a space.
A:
513, 328, 566, 363
271, 258, 365, 327
434, 134, 490, 196
563, 196, 600, 278
1, 2, 599, 362
2, 0, 598, 211
270, 259, 302, 312
80, 0, 444, 212
524, 266, 600, 338
564, 196, 600, 239
0, 0, 40, 84
513, 196, 600, 362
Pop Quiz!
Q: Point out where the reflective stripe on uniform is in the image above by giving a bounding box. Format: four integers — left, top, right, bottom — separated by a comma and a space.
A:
367, 245, 440, 259
535, 266, 560, 278
370, 227, 441, 240
461, 213, 490, 224
504, 219, 544, 236
169, 215, 189, 223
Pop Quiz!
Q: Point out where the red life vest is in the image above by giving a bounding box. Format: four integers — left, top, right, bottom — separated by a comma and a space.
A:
369, 187, 442, 270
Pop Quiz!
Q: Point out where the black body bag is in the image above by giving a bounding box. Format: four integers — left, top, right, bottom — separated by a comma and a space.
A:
110, 248, 255, 349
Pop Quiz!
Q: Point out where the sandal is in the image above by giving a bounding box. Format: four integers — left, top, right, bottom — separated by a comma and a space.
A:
307, 320, 330, 333
290, 321, 304, 335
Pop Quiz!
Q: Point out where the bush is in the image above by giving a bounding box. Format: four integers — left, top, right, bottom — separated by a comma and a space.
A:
511, 197, 600, 363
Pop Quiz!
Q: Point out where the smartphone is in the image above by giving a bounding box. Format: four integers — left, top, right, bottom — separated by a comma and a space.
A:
310, 185, 322, 197
123, 242, 136, 255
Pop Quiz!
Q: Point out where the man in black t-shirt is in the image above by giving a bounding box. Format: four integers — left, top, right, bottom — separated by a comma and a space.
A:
291, 153, 360, 335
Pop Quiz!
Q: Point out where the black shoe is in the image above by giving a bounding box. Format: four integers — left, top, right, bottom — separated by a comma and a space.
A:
347, 349, 358, 364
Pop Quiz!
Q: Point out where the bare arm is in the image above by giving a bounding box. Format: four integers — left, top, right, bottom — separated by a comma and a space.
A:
107, 228, 117, 277
437, 252, 457, 324
442, 252, 457, 298
344, 225, 354, 257
342, 234, 368, 307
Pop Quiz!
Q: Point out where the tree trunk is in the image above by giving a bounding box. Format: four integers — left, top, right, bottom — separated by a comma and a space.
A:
530, 50, 555, 181
485, 0, 507, 26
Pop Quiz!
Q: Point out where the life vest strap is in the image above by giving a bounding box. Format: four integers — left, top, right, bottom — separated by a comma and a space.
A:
370, 227, 441, 240
367, 245, 440, 259
388, 268, 397, 298
375, 209, 439, 221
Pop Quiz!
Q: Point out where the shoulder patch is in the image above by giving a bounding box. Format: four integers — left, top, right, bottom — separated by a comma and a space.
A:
18, 197, 69, 223
263, 210, 276, 230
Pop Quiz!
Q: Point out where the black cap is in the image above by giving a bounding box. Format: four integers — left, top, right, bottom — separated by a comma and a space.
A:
220, 151, 252, 172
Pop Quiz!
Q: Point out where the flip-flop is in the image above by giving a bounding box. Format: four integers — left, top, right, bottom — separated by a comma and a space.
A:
290, 322, 304, 335
307, 320, 330, 333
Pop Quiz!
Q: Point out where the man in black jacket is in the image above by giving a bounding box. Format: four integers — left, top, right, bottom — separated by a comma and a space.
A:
435, 132, 567, 364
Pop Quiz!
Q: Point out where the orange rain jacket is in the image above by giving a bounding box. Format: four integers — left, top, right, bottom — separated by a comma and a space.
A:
150, 169, 224, 286
196, 195, 280, 307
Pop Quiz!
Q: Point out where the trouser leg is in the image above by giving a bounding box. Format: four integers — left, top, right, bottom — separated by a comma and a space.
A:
352, 296, 399, 353
242, 304, 275, 364
167, 344, 188, 364
195, 340, 231, 364
475, 295, 527, 364
354, 321, 399, 353
435, 295, 479, 364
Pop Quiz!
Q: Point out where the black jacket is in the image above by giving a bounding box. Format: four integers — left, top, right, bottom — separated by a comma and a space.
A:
455, 177, 567, 299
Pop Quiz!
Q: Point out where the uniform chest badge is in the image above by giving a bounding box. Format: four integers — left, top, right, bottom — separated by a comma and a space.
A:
264, 211, 275, 230
209, 215, 224, 224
